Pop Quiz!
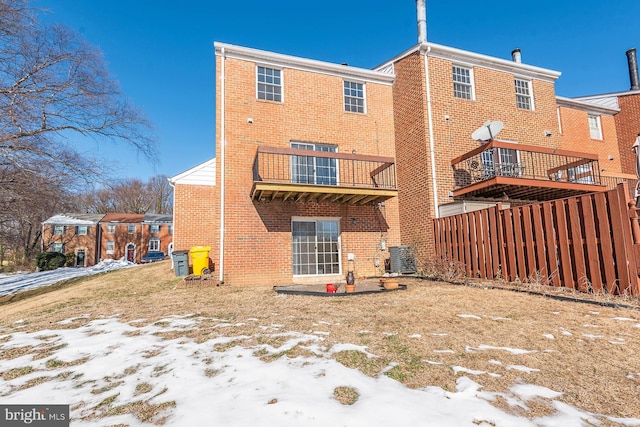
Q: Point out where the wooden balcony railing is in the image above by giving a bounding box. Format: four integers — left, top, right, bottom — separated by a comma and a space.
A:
251, 146, 398, 204
450, 141, 607, 201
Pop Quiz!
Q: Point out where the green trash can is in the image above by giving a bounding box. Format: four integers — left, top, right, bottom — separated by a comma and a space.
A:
172, 250, 189, 277
189, 246, 211, 276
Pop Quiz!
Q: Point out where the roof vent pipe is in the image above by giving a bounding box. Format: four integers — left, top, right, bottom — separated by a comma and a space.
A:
511, 48, 522, 63
626, 48, 640, 90
416, 0, 427, 43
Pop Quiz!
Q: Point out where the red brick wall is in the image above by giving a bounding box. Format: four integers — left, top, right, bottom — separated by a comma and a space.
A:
392, 52, 563, 264
42, 225, 99, 266
202, 54, 400, 286
172, 183, 219, 274
558, 106, 622, 175
615, 93, 640, 175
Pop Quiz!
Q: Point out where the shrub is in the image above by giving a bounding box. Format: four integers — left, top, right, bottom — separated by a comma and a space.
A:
35, 252, 68, 271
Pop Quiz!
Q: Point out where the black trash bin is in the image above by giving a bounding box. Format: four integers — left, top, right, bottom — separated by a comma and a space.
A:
172, 250, 189, 277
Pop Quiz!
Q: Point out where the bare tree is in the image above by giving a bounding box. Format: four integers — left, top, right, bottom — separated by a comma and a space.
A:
0, 0, 157, 269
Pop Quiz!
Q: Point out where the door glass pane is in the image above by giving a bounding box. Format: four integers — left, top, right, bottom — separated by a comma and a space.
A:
292, 220, 339, 276
292, 221, 317, 275
291, 143, 314, 184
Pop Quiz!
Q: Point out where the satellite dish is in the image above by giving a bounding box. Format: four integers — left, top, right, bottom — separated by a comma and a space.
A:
471, 120, 504, 142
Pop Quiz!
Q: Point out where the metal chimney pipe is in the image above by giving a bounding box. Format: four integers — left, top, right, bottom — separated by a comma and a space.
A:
416, 0, 427, 43
627, 48, 640, 90
511, 48, 522, 63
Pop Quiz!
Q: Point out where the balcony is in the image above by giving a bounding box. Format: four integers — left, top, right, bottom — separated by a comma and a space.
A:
450, 141, 608, 202
251, 146, 398, 204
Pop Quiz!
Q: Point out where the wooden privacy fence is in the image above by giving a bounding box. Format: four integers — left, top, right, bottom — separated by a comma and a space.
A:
433, 183, 640, 296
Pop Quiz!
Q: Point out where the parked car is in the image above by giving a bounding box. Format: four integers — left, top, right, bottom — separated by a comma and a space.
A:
141, 251, 166, 263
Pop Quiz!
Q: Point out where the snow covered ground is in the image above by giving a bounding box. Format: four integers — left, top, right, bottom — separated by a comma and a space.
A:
1, 314, 639, 426
0, 259, 136, 296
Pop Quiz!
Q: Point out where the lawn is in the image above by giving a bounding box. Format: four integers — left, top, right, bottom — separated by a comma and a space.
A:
0, 261, 639, 426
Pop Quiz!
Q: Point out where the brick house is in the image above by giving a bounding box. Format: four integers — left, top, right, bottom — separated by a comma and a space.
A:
171, 43, 401, 286
571, 48, 640, 180
42, 213, 173, 265
42, 214, 104, 266
556, 96, 636, 189
172, 2, 633, 282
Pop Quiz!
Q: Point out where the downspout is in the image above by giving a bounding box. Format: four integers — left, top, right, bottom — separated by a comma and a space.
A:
423, 45, 439, 218
168, 178, 176, 270
219, 47, 226, 283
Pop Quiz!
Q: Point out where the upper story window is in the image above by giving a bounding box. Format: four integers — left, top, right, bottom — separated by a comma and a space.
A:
127, 224, 135, 234
452, 65, 473, 99
149, 224, 160, 234
76, 226, 88, 235
257, 66, 282, 102
588, 114, 602, 140
344, 81, 365, 113
514, 78, 533, 110
107, 224, 115, 233
53, 225, 64, 235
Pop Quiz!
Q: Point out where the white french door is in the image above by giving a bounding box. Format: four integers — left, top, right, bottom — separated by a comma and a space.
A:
292, 219, 340, 275
291, 142, 338, 185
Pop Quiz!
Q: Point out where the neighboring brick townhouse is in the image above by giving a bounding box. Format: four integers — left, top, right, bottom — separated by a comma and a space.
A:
42, 214, 104, 266
570, 48, 640, 180
42, 213, 173, 265
172, 1, 633, 284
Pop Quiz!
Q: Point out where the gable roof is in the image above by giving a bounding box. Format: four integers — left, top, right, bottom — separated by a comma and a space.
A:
143, 214, 173, 223
43, 214, 105, 225
101, 213, 145, 224
215, 42, 396, 86
375, 42, 561, 83
170, 157, 216, 187
556, 96, 619, 115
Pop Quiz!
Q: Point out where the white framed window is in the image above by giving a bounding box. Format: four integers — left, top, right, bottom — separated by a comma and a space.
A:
452, 65, 473, 99
168, 225, 173, 235
292, 218, 341, 276
53, 225, 64, 235
106, 240, 114, 255
149, 237, 160, 251
588, 114, 602, 140
149, 224, 160, 234
257, 66, 282, 102
77, 226, 88, 235
127, 224, 135, 234
515, 78, 533, 110
51, 242, 64, 253
344, 81, 365, 113
291, 142, 338, 186
107, 224, 115, 233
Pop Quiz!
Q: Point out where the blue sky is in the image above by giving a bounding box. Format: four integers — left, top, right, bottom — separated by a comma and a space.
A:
34, 0, 639, 182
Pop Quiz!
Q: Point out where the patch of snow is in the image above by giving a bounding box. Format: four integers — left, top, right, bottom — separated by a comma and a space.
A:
457, 314, 482, 319
0, 317, 638, 426
466, 345, 537, 355
0, 258, 136, 296
506, 365, 540, 374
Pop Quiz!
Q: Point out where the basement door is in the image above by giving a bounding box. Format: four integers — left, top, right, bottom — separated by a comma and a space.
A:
292, 219, 341, 276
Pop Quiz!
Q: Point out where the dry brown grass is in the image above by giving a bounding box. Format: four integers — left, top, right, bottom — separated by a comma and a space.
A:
1, 260, 640, 423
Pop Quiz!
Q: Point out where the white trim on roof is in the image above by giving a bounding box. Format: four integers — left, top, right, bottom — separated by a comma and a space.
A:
214, 42, 395, 86
170, 157, 216, 187
44, 215, 102, 225
574, 89, 640, 99
556, 96, 619, 115
375, 42, 561, 82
